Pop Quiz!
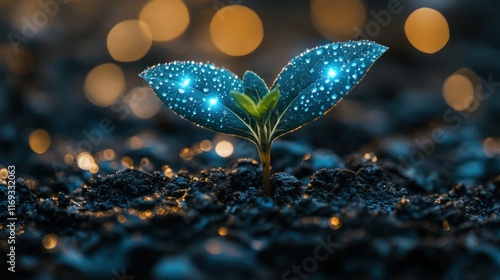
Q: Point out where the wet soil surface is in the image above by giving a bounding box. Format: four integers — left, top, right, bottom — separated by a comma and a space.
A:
2, 143, 500, 280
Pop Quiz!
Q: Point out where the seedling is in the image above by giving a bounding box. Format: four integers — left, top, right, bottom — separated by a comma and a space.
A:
140, 40, 387, 196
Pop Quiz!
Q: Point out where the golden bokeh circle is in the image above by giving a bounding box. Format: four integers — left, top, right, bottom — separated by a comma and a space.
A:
442, 68, 481, 112
210, 5, 264, 56
311, 0, 366, 41
84, 63, 125, 107
29, 129, 51, 154
107, 20, 152, 62
405, 8, 449, 54
139, 0, 190, 42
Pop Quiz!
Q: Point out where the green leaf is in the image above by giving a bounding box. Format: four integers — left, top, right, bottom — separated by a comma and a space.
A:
230, 91, 261, 120
257, 88, 280, 116
243, 71, 269, 102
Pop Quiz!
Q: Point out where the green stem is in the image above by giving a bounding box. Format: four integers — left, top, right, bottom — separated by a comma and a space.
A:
258, 146, 272, 196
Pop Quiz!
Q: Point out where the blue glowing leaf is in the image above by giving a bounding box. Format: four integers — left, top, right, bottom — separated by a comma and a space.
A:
243, 71, 269, 102
139, 61, 257, 141
270, 40, 388, 139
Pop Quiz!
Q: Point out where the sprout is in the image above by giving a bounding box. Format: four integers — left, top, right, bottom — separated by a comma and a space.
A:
140, 40, 387, 196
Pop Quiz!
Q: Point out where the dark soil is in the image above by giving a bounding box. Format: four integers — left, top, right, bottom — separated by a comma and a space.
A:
2, 149, 500, 280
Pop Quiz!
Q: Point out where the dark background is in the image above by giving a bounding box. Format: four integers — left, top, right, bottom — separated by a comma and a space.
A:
1, 0, 499, 181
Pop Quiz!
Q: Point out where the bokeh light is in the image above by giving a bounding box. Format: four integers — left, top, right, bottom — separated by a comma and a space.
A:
139, 0, 190, 42
77, 152, 95, 170
0, 168, 8, 180
206, 239, 222, 255
443, 68, 482, 111
218, 227, 228, 236
128, 135, 144, 150
102, 149, 116, 161
84, 63, 125, 107
107, 19, 152, 62
42, 233, 58, 250
200, 140, 213, 152
121, 156, 134, 168
64, 154, 74, 165
215, 141, 234, 158
311, 0, 366, 41
29, 129, 51, 154
128, 87, 161, 119
210, 5, 264, 56
179, 148, 195, 161
483, 137, 497, 158
329, 216, 342, 229
405, 8, 449, 54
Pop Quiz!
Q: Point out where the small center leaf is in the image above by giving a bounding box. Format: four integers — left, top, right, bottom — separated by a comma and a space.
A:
230, 91, 261, 120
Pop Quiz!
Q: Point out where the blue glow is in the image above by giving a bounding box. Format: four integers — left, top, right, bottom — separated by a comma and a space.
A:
327, 68, 337, 78
181, 78, 190, 86
209, 98, 218, 106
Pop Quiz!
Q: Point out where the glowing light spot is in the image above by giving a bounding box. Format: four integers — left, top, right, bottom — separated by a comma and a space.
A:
209, 98, 218, 106
206, 240, 222, 255
139, 0, 190, 42
84, 63, 125, 107
363, 153, 377, 162
121, 156, 134, 168
442, 220, 451, 231
102, 149, 116, 161
89, 164, 99, 174
64, 154, 74, 165
128, 86, 161, 119
128, 136, 144, 149
180, 148, 195, 161
252, 240, 263, 250
328, 68, 337, 78
218, 227, 228, 236
107, 20, 152, 62
29, 129, 51, 154
182, 78, 191, 86
329, 216, 342, 229
311, 0, 366, 40
200, 140, 213, 152
77, 152, 95, 170
162, 165, 175, 179
210, 5, 264, 56
215, 141, 234, 158
0, 168, 8, 180
117, 215, 127, 223
42, 233, 58, 250
443, 68, 481, 111
405, 8, 449, 54
483, 138, 497, 158
140, 158, 151, 167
